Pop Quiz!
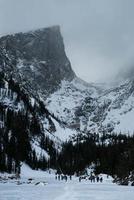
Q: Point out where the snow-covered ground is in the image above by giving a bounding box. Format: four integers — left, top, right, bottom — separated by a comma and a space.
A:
45, 77, 134, 135
0, 165, 134, 200
45, 78, 99, 125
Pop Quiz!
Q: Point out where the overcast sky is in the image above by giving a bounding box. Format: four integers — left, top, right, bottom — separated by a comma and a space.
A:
0, 0, 134, 82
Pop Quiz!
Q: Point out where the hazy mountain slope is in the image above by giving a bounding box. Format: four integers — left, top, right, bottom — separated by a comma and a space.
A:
99, 79, 134, 133
46, 77, 101, 126
46, 77, 134, 134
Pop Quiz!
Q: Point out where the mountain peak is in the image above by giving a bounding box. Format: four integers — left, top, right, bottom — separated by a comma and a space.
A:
0, 25, 76, 96
27, 25, 61, 34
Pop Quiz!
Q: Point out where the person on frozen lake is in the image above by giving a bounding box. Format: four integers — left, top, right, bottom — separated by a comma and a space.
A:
79, 177, 81, 182
65, 175, 67, 182
58, 175, 60, 181
100, 177, 103, 183
96, 176, 99, 182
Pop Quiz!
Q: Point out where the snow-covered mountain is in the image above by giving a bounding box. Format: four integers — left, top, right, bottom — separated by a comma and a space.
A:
1, 25, 134, 140
0, 26, 77, 171
46, 76, 134, 135
0, 25, 134, 171
0, 26, 76, 138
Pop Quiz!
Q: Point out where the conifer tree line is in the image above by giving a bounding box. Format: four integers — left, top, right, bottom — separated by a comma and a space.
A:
1, 71, 134, 185
57, 132, 134, 184
0, 72, 58, 173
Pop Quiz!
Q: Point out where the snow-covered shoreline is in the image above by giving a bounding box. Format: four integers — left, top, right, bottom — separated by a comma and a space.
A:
0, 164, 134, 200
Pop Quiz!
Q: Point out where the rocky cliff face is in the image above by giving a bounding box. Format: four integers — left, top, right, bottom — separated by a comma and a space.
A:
0, 26, 75, 97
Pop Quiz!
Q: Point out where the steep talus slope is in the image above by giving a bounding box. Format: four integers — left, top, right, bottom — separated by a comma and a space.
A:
99, 79, 134, 133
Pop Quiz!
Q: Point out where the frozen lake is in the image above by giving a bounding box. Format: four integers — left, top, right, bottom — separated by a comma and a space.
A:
0, 178, 134, 200
0, 165, 134, 200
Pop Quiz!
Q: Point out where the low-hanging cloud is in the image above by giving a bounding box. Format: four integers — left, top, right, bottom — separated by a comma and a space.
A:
0, 0, 134, 82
